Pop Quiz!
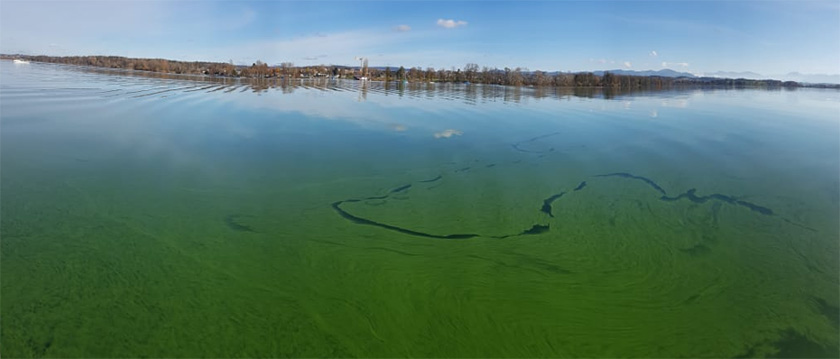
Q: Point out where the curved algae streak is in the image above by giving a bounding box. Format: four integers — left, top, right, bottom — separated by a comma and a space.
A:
660, 188, 773, 215
594, 173, 775, 216
332, 198, 550, 239
390, 184, 412, 193
595, 172, 667, 196
332, 199, 479, 239
511, 132, 561, 154
331, 175, 481, 239
330, 146, 808, 239
418, 175, 442, 183
592, 172, 815, 230
540, 192, 566, 218
331, 170, 553, 239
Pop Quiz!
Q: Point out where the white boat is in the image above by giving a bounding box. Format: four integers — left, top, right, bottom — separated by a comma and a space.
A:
13, 59, 29, 64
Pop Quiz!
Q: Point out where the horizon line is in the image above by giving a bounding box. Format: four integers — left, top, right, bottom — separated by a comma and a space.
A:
3, 53, 839, 81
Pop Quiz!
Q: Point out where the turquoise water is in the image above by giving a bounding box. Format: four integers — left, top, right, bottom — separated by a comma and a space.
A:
1, 60, 838, 357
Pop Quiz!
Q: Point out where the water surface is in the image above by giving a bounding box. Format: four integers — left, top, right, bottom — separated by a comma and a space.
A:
1, 60, 838, 357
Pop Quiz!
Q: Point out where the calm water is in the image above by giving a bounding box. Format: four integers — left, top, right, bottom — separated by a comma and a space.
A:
1, 60, 838, 358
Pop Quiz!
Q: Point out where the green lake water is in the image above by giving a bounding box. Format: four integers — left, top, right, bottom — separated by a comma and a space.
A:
1, 60, 838, 357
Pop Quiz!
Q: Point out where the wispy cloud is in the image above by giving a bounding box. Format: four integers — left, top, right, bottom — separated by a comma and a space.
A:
649, 50, 658, 57
624, 61, 632, 68
434, 129, 463, 139
302, 54, 327, 61
206, 29, 481, 68
394, 24, 411, 32
437, 19, 467, 29
662, 61, 690, 67
200, 29, 406, 65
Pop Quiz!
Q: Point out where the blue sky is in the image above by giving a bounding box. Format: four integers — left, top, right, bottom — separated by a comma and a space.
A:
1, 0, 838, 75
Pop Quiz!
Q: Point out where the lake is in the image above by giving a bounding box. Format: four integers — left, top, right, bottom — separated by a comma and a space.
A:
1, 60, 838, 358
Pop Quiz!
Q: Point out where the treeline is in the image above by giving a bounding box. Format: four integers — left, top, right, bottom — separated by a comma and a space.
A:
371, 65, 794, 89
1, 54, 810, 89
5, 55, 236, 75
1, 54, 346, 78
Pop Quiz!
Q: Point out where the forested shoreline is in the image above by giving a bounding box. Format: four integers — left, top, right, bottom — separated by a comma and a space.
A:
3, 54, 837, 89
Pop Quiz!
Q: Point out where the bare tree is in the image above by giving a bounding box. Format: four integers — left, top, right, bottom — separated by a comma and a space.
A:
464, 63, 479, 82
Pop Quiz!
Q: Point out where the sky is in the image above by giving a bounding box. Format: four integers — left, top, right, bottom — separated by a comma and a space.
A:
1, 0, 839, 76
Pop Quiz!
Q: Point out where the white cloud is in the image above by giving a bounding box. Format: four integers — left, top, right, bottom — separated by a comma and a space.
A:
649, 50, 658, 57
624, 61, 632, 68
394, 24, 411, 32
302, 54, 327, 61
204, 29, 411, 65
206, 32, 490, 69
436, 19, 468, 29
662, 61, 690, 67
434, 129, 463, 138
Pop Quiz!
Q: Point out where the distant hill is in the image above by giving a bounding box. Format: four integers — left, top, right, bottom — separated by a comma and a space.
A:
704, 71, 764, 80
592, 69, 696, 78
777, 72, 840, 85
702, 71, 839, 84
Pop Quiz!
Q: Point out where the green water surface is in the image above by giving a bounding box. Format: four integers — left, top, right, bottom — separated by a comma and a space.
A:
1, 61, 838, 357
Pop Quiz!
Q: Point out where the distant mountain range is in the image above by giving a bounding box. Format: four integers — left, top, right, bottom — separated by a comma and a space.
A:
771, 72, 840, 84
702, 71, 840, 84
588, 69, 840, 84
702, 71, 764, 79
592, 69, 696, 78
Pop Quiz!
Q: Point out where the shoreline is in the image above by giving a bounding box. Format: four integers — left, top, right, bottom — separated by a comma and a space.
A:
4, 54, 837, 90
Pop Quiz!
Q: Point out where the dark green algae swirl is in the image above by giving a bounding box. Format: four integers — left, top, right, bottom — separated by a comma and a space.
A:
331, 170, 795, 240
